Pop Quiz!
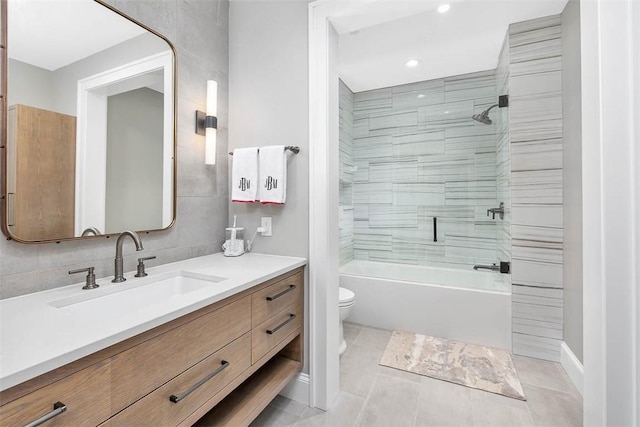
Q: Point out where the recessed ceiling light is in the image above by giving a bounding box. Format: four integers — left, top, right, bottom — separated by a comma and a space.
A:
417, 94, 426, 99
438, 4, 450, 13
405, 59, 420, 68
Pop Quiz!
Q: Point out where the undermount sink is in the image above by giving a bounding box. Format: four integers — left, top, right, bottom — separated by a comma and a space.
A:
48, 271, 227, 316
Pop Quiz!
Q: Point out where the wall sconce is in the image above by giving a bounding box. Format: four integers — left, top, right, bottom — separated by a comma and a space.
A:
195, 80, 218, 165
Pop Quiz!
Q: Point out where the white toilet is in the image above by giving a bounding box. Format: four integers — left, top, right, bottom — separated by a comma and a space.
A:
339, 287, 356, 356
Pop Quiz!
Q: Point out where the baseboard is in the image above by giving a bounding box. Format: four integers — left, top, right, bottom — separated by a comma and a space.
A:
560, 341, 583, 396
279, 372, 310, 405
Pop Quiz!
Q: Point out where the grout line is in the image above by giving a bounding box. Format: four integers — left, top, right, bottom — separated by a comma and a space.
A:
352, 373, 378, 427
411, 378, 422, 427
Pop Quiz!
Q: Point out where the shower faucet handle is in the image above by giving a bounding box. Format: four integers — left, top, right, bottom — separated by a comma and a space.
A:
487, 203, 505, 220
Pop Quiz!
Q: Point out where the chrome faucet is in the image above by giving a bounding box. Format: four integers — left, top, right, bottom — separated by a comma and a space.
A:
112, 230, 144, 283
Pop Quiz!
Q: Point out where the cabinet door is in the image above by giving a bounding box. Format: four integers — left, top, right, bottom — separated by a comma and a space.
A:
11, 104, 76, 240
107, 334, 251, 427
251, 271, 303, 328
252, 302, 303, 364
0, 360, 110, 427
110, 296, 251, 414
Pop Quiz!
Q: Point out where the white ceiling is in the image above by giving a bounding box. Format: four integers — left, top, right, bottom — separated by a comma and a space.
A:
8, 0, 146, 71
337, 0, 569, 93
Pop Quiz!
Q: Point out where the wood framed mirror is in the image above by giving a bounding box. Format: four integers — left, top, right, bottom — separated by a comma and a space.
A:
0, 0, 177, 243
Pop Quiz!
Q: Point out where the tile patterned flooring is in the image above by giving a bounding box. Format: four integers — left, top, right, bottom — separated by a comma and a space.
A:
249, 323, 583, 427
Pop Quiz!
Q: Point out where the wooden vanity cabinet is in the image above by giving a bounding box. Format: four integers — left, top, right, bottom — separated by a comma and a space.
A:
0, 267, 305, 427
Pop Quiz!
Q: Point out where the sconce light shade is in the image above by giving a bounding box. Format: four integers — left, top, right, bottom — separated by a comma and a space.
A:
196, 80, 218, 165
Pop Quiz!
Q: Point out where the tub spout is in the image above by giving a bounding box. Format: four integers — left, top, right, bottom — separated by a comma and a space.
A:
474, 262, 510, 274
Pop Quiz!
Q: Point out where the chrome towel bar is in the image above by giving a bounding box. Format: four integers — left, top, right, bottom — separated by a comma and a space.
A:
228, 146, 300, 155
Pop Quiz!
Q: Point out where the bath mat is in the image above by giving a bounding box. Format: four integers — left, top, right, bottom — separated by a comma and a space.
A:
380, 330, 526, 400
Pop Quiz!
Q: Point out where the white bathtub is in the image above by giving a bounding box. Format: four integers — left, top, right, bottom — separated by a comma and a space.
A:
339, 260, 512, 350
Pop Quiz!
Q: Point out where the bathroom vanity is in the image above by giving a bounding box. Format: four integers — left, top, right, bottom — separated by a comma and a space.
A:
0, 253, 306, 427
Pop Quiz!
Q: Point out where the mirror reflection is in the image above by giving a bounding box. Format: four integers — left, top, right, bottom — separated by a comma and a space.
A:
4, 0, 175, 242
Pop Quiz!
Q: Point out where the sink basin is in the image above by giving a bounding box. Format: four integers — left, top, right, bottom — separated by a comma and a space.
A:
49, 271, 227, 316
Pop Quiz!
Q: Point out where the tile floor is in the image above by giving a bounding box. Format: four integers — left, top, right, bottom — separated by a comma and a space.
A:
249, 323, 583, 427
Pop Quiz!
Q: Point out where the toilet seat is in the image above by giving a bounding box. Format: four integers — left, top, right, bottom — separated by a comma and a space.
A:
339, 287, 355, 306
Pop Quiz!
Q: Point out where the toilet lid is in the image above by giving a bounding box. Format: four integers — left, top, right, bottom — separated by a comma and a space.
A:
339, 287, 355, 305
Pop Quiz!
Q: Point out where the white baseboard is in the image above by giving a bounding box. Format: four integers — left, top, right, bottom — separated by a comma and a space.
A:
560, 341, 583, 396
279, 373, 310, 405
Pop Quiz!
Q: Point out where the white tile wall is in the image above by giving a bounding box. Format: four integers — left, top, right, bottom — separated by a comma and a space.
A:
508, 14, 564, 362
340, 70, 502, 268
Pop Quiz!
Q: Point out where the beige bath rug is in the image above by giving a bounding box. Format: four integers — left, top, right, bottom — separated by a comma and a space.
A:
380, 330, 526, 400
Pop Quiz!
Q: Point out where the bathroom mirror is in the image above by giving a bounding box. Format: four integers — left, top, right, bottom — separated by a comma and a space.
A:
0, 0, 176, 243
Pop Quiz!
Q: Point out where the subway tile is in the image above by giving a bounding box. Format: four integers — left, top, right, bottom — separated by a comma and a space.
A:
369, 205, 418, 228
392, 183, 445, 206
512, 245, 563, 264
510, 71, 561, 97
510, 93, 562, 124
369, 161, 418, 183
513, 320, 563, 340
512, 205, 563, 228
512, 225, 562, 246
420, 100, 474, 127
512, 259, 563, 287
512, 333, 562, 362
353, 135, 393, 160
513, 301, 563, 324
392, 131, 445, 157
444, 134, 496, 154
368, 110, 418, 131
352, 183, 393, 204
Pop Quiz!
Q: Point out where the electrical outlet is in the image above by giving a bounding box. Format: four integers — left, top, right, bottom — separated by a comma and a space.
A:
261, 217, 272, 236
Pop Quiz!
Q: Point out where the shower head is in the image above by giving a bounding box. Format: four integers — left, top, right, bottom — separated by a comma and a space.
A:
472, 104, 499, 125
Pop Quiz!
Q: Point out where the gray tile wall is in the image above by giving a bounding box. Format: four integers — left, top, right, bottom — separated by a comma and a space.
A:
339, 80, 355, 266
508, 15, 565, 361
347, 71, 500, 268
0, 0, 230, 299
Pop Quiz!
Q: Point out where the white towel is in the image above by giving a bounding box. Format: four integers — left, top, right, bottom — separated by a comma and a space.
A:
259, 146, 287, 204
231, 147, 259, 203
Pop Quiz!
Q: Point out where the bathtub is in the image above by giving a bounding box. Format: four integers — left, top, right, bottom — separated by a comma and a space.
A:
339, 260, 512, 350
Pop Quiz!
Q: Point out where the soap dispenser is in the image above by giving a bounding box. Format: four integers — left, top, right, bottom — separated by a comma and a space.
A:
223, 215, 245, 257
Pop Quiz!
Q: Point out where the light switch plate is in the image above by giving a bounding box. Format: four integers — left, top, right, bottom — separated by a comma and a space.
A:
261, 217, 272, 236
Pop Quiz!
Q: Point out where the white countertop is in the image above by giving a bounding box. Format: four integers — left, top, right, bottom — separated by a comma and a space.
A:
0, 252, 306, 391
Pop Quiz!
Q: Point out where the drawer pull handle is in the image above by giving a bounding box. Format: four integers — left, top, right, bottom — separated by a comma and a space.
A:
24, 402, 66, 427
169, 360, 229, 403
266, 284, 296, 301
266, 314, 296, 335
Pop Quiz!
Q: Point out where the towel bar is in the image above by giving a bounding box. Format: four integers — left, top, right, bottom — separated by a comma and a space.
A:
229, 146, 300, 155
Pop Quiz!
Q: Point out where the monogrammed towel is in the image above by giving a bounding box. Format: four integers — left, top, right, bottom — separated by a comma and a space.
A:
259, 145, 287, 204
231, 147, 258, 203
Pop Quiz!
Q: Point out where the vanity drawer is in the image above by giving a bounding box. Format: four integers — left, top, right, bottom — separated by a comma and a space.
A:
0, 360, 110, 427
252, 271, 303, 328
252, 302, 302, 364
110, 296, 251, 414
106, 333, 251, 427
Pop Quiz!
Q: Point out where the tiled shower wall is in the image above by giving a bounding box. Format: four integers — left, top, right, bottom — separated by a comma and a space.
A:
341, 70, 501, 269
508, 15, 564, 361
339, 80, 355, 265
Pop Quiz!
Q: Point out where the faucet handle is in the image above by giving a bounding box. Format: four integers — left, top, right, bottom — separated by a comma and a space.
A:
69, 267, 99, 290
135, 256, 156, 278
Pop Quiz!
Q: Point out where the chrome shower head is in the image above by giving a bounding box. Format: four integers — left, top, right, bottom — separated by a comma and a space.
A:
472, 104, 499, 125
